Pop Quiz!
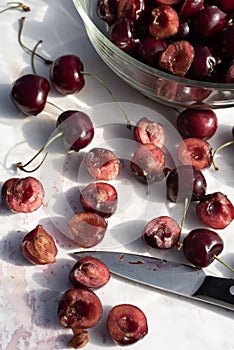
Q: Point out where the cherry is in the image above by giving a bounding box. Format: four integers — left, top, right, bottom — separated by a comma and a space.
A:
11, 73, 50, 116
85, 147, 120, 181
143, 215, 181, 249
166, 165, 207, 202
159, 40, 195, 76
107, 304, 148, 345
188, 45, 218, 81
56, 110, 94, 152
21, 225, 58, 265
226, 63, 234, 83
50, 55, 85, 95
213, 25, 234, 60
134, 116, 166, 148
179, 0, 204, 18
58, 288, 103, 329
138, 36, 168, 67
196, 192, 234, 229
1, 176, 44, 212
97, 0, 146, 25
207, 0, 234, 13
69, 256, 110, 289
149, 5, 179, 39
182, 228, 224, 268
189, 6, 227, 40
80, 182, 118, 218
108, 17, 140, 52
67, 212, 108, 248
130, 143, 165, 183
176, 108, 218, 140
178, 137, 213, 170
17, 110, 94, 172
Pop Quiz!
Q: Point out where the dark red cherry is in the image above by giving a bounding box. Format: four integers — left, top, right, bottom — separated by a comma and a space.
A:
182, 228, 224, 268
166, 165, 207, 202
176, 108, 218, 140
196, 192, 234, 229
97, 0, 146, 24
143, 215, 181, 249
138, 36, 168, 67
107, 304, 148, 345
178, 137, 213, 170
189, 6, 227, 40
179, 0, 204, 18
69, 256, 110, 289
188, 45, 218, 81
108, 17, 140, 52
50, 55, 85, 95
58, 288, 103, 329
80, 182, 118, 218
214, 26, 234, 60
226, 63, 234, 83
11, 74, 50, 116
208, 0, 234, 13
56, 110, 94, 152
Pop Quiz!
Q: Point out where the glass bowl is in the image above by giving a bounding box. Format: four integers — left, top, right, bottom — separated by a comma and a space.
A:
73, 0, 234, 110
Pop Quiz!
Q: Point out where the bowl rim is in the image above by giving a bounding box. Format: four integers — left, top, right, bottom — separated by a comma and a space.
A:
73, 0, 234, 91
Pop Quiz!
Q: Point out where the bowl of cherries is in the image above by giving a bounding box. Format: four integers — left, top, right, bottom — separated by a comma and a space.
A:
73, 0, 234, 109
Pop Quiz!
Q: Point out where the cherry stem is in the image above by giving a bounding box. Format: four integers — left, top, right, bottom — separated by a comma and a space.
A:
213, 254, 234, 273
212, 140, 234, 171
177, 197, 189, 251
81, 71, 132, 129
18, 17, 52, 64
31, 39, 43, 75
17, 131, 63, 172
0, 2, 30, 13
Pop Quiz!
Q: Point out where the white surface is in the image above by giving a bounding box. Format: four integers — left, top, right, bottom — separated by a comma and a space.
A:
0, 1, 233, 349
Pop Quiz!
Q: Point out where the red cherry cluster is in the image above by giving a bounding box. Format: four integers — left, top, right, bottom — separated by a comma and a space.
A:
143, 107, 234, 271
58, 255, 148, 347
97, 0, 234, 83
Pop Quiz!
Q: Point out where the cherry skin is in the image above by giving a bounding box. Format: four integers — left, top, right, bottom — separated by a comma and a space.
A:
176, 108, 218, 140
182, 228, 224, 268
21, 225, 58, 265
11, 73, 50, 116
107, 304, 148, 345
108, 17, 140, 52
196, 192, 234, 229
50, 54, 85, 95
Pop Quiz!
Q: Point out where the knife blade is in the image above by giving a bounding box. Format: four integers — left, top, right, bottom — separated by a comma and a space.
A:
71, 251, 234, 311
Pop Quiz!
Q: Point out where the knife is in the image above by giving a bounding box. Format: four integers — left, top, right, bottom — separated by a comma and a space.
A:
71, 251, 234, 311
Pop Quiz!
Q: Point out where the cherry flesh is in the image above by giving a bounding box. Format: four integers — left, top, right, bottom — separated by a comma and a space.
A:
182, 228, 224, 268
21, 225, 58, 264
85, 147, 120, 181
67, 212, 108, 248
178, 137, 213, 170
166, 165, 207, 202
130, 143, 165, 183
149, 5, 179, 39
143, 215, 181, 249
1, 176, 44, 212
50, 55, 85, 95
196, 191, 234, 229
138, 36, 168, 67
176, 108, 218, 140
11, 74, 50, 116
56, 110, 94, 152
69, 256, 110, 289
58, 288, 103, 329
107, 304, 148, 345
134, 116, 166, 148
80, 182, 118, 218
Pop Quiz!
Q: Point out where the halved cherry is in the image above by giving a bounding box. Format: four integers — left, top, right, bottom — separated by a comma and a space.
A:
69, 256, 111, 289
178, 137, 212, 170
67, 212, 108, 248
149, 5, 179, 39
80, 182, 118, 218
134, 117, 166, 148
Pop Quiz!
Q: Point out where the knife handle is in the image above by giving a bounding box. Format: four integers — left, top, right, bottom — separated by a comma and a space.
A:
193, 276, 234, 305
